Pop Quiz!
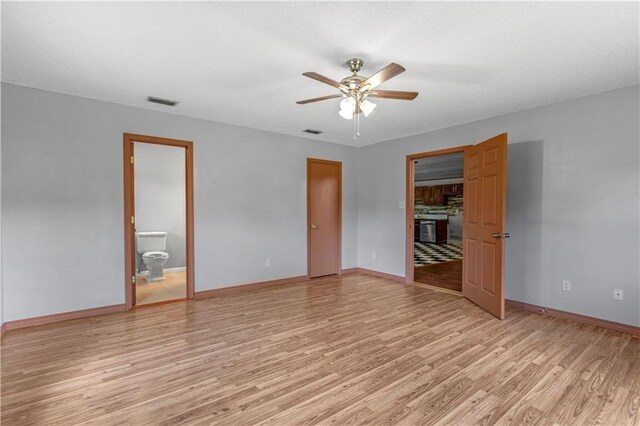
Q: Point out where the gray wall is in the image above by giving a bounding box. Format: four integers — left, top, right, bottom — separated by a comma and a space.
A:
134, 142, 186, 271
2, 83, 638, 328
0, 81, 3, 327
357, 85, 640, 327
1, 83, 358, 322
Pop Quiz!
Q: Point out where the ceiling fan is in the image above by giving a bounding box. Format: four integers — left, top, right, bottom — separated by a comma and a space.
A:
297, 58, 418, 126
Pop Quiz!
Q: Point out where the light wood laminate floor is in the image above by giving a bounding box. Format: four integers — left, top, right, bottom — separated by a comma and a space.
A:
136, 271, 186, 305
2, 273, 639, 425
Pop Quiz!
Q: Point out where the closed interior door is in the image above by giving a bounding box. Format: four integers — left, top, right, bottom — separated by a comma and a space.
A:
462, 134, 508, 319
307, 159, 341, 278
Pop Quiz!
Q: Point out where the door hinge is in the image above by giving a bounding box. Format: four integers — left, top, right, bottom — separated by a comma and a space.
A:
131, 216, 135, 224
130, 156, 134, 164
131, 275, 136, 284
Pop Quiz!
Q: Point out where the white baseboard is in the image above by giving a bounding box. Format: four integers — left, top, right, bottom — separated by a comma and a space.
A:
138, 266, 186, 276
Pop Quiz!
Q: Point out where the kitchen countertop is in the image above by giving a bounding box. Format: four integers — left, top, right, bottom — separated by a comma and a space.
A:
414, 214, 448, 220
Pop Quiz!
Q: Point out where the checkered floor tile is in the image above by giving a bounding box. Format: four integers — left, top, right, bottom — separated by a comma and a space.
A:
414, 241, 463, 266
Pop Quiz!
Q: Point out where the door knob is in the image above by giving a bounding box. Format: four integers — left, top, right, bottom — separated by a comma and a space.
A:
502, 232, 510, 239
311, 224, 318, 230
492, 232, 510, 239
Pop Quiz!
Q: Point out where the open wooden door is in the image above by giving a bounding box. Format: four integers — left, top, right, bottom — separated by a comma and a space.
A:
124, 138, 137, 308
307, 158, 342, 278
462, 134, 508, 319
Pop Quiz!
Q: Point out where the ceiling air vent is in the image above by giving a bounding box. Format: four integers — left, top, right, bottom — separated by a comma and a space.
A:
303, 129, 322, 135
146, 96, 179, 107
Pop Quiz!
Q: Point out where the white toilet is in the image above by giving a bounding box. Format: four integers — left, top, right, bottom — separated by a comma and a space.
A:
136, 231, 170, 282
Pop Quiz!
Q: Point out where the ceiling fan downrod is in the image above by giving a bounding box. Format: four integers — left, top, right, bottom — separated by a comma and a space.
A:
346, 58, 364, 75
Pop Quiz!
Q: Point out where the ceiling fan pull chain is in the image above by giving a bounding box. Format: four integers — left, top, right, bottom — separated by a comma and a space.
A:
353, 107, 356, 140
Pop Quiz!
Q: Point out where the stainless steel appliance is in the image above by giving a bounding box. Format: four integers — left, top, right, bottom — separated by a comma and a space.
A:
420, 220, 436, 243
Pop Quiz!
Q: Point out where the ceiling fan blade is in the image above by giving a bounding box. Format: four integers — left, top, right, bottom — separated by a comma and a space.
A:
302, 72, 346, 90
296, 94, 342, 104
362, 63, 406, 90
367, 90, 418, 100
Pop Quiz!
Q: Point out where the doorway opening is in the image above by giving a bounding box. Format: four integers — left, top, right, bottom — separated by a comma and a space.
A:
405, 135, 509, 319
123, 133, 195, 309
411, 150, 465, 292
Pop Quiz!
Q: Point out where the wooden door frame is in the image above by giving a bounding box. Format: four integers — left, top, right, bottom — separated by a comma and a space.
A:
307, 158, 342, 278
405, 146, 471, 284
123, 133, 195, 310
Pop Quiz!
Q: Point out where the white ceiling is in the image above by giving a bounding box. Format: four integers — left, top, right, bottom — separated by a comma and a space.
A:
2, 2, 638, 147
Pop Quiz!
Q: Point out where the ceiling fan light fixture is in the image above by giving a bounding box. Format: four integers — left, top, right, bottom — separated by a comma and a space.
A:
359, 99, 377, 117
340, 96, 356, 110
339, 107, 354, 120
339, 97, 356, 119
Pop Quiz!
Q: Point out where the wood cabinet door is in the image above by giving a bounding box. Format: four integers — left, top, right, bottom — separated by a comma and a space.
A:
415, 186, 423, 201
443, 184, 455, 196
462, 134, 508, 319
432, 185, 444, 205
423, 186, 433, 204
436, 220, 448, 243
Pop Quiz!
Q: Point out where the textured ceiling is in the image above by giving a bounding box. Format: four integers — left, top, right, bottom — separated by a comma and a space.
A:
2, 2, 638, 147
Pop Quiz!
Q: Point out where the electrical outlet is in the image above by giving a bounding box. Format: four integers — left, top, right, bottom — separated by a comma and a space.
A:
265, 259, 271, 267
399, 201, 405, 209
371, 251, 377, 259
613, 289, 624, 300
562, 280, 571, 292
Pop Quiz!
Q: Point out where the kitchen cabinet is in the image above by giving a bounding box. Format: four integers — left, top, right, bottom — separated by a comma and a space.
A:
443, 184, 464, 196
422, 186, 432, 204
431, 185, 444, 205
423, 185, 444, 206
414, 186, 423, 201
435, 219, 448, 243
417, 184, 463, 205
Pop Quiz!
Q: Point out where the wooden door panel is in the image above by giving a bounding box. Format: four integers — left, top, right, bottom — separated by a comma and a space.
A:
307, 159, 341, 278
482, 175, 498, 226
465, 237, 479, 290
463, 134, 507, 319
483, 145, 499, 167
467, 151, 480, 174
481, 241, 497, 294
466, 178, 479, 225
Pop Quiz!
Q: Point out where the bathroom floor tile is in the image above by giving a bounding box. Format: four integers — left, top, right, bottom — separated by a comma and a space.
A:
136, 271, 187, 305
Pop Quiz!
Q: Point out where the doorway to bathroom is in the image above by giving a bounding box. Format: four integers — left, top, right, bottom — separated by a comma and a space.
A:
123, 133, 195, 309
